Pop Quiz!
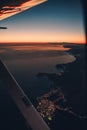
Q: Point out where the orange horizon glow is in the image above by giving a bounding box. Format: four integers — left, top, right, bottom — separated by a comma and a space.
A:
0, 32, 85, 44
0, 25, 85, 44
0, 41, 85, 44
0, 38, 85, 44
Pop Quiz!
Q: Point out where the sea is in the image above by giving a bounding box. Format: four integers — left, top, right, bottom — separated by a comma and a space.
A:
0, 43, 76, 130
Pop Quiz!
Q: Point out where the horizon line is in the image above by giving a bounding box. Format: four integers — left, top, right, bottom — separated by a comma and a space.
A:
0, 42, 86, 45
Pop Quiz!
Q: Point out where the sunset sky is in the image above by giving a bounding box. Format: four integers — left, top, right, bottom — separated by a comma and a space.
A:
0, 0, 85, 44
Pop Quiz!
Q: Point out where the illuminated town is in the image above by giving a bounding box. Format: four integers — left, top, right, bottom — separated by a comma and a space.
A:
37, 86, 86, 124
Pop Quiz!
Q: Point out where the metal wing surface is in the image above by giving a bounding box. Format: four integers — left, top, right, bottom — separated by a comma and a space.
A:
0, 0, 47, 20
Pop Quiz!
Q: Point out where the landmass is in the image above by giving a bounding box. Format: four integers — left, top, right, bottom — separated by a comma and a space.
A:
36, 43, 87, 130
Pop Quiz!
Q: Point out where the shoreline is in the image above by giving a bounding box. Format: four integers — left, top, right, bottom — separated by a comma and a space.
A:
36, 44, 86, 130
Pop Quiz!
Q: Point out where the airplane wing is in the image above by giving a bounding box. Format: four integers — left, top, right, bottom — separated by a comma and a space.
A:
0, 1, 50, 129
0, 59, 50, 130
0, 0, 47, 20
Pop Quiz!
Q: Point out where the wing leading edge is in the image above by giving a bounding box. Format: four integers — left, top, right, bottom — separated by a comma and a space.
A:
0, 59, 50, 130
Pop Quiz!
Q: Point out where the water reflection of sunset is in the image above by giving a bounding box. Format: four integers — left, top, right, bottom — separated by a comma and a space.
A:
6, 45, 70, 51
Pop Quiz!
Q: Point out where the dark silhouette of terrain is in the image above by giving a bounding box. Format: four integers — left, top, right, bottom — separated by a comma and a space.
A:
37, 44, 87, 130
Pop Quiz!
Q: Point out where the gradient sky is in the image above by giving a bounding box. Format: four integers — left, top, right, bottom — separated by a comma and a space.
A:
0, 0, 85, 43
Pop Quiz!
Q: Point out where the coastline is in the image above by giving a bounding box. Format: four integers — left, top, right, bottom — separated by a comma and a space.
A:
36, 43, 87, 130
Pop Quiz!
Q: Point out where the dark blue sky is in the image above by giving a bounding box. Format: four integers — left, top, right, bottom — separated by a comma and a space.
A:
0, 0, 85, 43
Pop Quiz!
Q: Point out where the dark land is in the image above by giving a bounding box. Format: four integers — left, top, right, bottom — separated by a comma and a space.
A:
36, 43, 87, 130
